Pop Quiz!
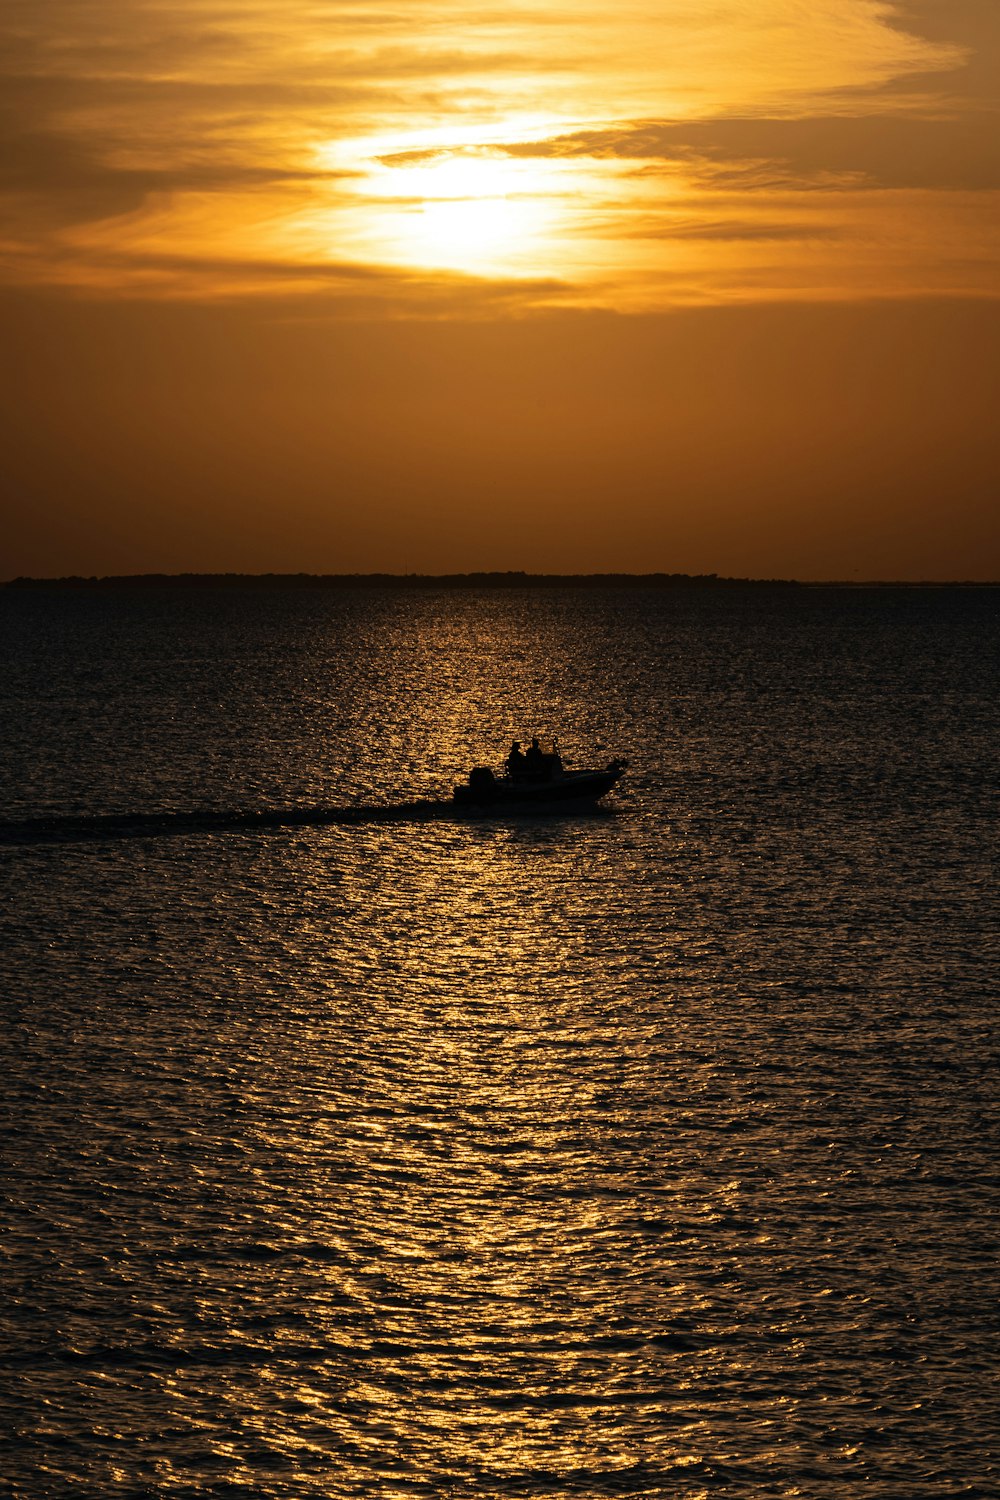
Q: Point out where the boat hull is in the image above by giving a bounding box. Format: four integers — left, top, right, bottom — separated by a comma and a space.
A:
452, 762, 625, 808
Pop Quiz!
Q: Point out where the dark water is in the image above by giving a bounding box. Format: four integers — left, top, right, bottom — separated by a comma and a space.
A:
2, 586, 998, 1499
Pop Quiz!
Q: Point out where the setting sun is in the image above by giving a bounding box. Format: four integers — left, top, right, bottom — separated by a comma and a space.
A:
368, 150, 560, 274
325, 133, 578, 277
408, 192, 539, 273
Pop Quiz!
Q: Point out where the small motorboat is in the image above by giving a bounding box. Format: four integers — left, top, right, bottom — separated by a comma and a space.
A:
453, 751, 626, 808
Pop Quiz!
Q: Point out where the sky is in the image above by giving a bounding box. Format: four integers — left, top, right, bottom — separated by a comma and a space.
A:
1, 0, 998, 579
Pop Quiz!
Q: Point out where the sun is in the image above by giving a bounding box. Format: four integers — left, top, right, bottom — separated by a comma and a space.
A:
376, 151, 558, 274
408, 192, 550, 275
329, 130, 571, 277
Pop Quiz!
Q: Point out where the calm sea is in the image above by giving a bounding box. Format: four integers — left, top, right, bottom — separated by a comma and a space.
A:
1, 585, 998, 1499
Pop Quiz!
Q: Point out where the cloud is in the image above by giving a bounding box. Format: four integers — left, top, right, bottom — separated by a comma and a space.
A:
500, 114, 1000, 192
0, 0, 996, 308
887, 0, 1000, 98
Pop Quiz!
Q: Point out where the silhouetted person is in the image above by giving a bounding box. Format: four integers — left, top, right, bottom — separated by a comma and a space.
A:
506, 741, 527, 778
525, 737, 547, 777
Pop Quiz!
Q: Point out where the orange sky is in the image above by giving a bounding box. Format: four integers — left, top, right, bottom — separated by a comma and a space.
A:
1, 0, 998, 578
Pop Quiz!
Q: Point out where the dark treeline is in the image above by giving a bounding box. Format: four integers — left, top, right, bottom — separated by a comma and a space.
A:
7, 570, 799, 589
5, 572, 994, 589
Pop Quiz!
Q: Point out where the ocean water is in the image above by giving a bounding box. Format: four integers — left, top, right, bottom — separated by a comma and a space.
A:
1, 584, 997, 1499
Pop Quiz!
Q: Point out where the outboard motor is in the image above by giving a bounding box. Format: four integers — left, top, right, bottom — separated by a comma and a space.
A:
468, 766, 496, 795
453, 764, 498, 806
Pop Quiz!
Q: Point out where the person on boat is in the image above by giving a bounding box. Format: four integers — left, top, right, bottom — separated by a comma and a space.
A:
506, 740, 527, 778
524, 737, 548, 777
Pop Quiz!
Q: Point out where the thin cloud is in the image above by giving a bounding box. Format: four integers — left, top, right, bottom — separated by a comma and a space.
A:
0, 0, 995, 308
499, 115, 1000, 192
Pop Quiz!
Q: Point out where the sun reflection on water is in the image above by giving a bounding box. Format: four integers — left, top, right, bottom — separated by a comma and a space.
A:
264, 811, 706, 1486
5, 590, 999, 1494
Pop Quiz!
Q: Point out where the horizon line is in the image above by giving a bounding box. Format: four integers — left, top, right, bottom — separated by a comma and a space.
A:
4, 571, 999, 589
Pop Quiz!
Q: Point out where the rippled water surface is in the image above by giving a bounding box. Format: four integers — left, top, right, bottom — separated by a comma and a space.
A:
2, 586, 998, 1498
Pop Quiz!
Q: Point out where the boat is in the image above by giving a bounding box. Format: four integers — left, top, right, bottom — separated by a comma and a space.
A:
452, 751, 626, 808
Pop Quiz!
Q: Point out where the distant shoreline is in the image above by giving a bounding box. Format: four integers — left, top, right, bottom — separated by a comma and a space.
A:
3, 571, 997, 589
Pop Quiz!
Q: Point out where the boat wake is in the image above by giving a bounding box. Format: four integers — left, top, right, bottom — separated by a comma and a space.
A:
0, 799, 616, 845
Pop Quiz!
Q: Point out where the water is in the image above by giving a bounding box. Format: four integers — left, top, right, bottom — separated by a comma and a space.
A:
2, 585, 998, 1498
